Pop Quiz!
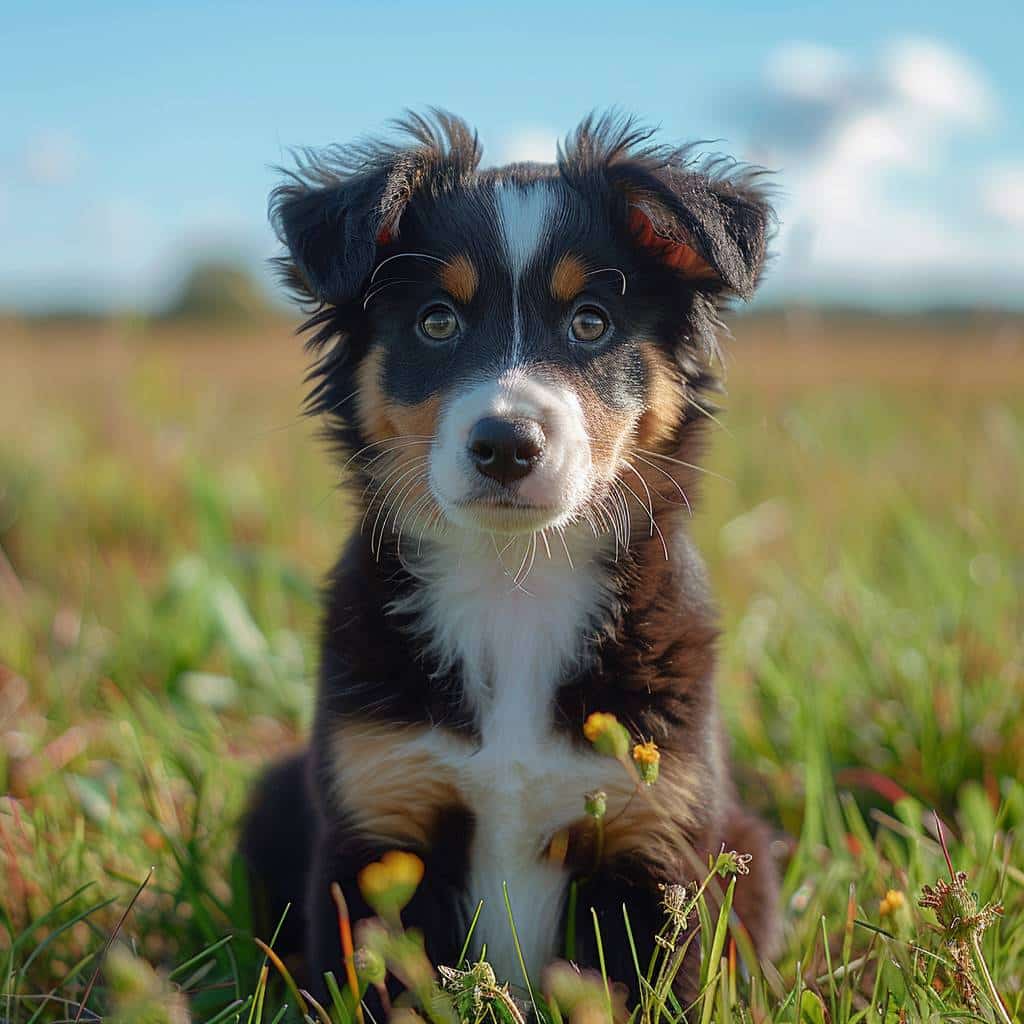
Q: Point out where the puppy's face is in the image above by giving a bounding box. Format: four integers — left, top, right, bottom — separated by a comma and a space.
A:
275, 114, 771, 541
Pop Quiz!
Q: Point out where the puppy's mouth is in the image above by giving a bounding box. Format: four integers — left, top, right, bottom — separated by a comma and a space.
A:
447, 494, 565, 534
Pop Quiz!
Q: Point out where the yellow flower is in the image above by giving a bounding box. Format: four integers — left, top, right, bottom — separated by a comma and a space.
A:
358, 850, 425, 918
583, 712, 631, 759
879, 888, 906, 916
632, 741, 659, 765
632, 741, 661, 784
583, 712, 615, 742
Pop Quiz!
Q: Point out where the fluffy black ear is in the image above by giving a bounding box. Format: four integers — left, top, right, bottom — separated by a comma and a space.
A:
270, 111, 482, 307
561, 113, 774, 299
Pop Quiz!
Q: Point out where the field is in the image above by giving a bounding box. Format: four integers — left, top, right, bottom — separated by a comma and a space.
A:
1, 313, 1023, 1023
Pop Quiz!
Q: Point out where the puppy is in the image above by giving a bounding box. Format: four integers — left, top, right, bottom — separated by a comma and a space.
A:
240, 111, 780, 1002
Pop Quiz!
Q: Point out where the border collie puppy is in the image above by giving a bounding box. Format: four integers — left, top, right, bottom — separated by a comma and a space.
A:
240, 111, 780, 1001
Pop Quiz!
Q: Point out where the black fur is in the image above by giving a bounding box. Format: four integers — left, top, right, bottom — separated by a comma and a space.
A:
241, 110, 780, 1005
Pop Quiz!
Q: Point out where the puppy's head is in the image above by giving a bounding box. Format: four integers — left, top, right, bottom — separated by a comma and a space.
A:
273, 112, 772, 542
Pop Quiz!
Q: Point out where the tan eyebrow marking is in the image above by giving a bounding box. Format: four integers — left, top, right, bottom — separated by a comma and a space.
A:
550, 253, 588, 302
438, 252, 478, 304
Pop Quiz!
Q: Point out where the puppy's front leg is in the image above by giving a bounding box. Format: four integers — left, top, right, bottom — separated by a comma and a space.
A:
305, 810, 474, 1004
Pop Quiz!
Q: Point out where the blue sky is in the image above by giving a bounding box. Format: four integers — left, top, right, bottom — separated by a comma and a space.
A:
3, 0, 1022, 311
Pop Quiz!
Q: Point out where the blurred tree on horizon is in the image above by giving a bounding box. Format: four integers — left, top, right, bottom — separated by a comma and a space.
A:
158, 259, 278, 325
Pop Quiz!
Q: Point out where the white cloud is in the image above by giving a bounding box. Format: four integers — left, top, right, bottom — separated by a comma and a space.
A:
981, 164, 1024, 227
735, 38, 1015, 299
764, 42, 853, 102
882, 38, 994, 128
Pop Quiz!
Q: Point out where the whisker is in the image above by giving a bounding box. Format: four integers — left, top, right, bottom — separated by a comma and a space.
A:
585, 267, 627, 295
396, 492, 433, 562
618, 474, 669, 560
343, 435, 432, 471
629, 452, 694, 517
510, 535, 532, 591
512, 533, 538, 594
633, 447, 731, 484
362, 278, 420, 311
370, 252, 450, 283
622, 460, 656, 531
610, 482, 632, 552
382, 473, 429, 557
320, 388, 360, 418
391, 477, 430, 533
556, 526, 575, 571
598, 493, 620, 561
362, 452, 426, 504
361, 452, 420, 499
417, 505, 444, 555
496, 535, 518, 559
361, 456, 428, 541
385, 471, 428, 544
371, 462, 430, 556
686, 395, 731, 436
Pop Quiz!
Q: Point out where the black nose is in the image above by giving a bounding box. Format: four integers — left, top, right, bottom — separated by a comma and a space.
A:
468, 416, 545, 485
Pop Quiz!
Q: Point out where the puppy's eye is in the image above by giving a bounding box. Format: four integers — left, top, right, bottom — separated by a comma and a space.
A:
569, 307, 608, 344
420, 306, 459, 342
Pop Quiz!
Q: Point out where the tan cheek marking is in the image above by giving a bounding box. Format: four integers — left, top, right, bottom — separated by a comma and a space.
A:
551, 253, 588, 302
439, 253, 478, 304
329, 720, 469, 847
636, 343, 685, 449
573, 380, 637, 476
356, 347, 396, 444
357, 347, 441, 442
388, 393, 441, 439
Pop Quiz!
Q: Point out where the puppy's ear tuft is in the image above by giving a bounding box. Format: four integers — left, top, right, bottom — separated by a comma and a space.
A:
561, 113, 774, 299
271, 168, 385, 307
270, 110, 481, 307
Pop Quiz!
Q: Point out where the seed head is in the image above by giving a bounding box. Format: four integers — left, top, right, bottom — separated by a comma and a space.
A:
918, 870, 1004, 1011
711, 847, 752, 878
659, 882, 694, 927
584, 789, 607, 820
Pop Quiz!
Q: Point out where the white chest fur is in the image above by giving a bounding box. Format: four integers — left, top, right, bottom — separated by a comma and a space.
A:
392, 531, 622, 981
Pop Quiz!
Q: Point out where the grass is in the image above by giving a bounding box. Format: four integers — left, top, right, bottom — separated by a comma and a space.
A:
1, 312, 1022, 1022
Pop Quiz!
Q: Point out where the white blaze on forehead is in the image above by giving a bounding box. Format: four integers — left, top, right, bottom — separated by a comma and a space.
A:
494, 180, 557, 275
494, 181, 558, 361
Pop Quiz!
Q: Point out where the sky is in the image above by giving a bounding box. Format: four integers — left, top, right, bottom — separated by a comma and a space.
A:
2, 0, 1023, 312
